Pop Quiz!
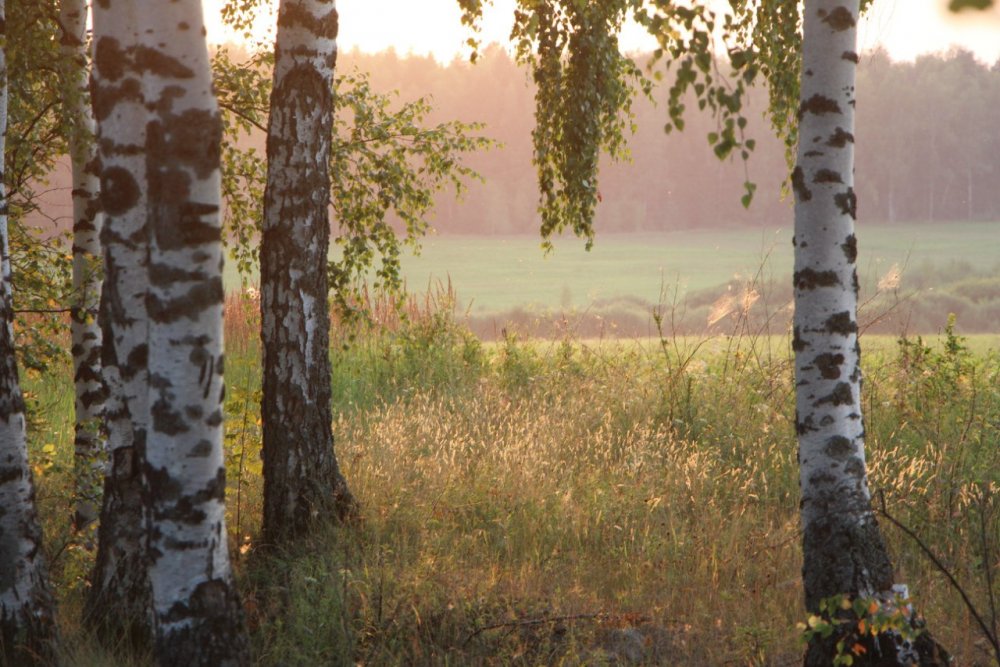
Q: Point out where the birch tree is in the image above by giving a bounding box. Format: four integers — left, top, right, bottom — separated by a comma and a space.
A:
87, 4, 248, 662
131, 1, 249, 661
84, 2, 153, 644
792, 1, 947, 663
0, 0, 58, 659
58, 0, 105, 531
260, 0, 355, 544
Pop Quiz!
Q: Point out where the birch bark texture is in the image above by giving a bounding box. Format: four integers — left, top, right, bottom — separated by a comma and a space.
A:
792, 0, 893, 611
260, 0, 355, 544
793, 2, 946, 664
58, 0, 106, 531
136, 2, 248, 663
84, 2, 153, 644
0, 0, 58, 659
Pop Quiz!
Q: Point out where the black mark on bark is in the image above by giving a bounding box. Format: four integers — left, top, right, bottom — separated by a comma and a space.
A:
792, 166, 812, 202
841, 234, 857, 264
277, 3, 339, 40
834, 187, 857, 219
814, 382, 854, 407
799, 94, 841, 120
813, 353, 845, 380
795, 268, 840, 291
814, 169, 843, 184
827, 127, 854, 147
101, 167, 141, 216
792, 326, 807, 352
824, 435, 853, 461
825, 311, 857, 335
822, 6, 856, 31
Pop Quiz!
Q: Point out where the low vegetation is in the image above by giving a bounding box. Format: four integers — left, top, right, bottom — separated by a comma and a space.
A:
24, 290, 1000, 665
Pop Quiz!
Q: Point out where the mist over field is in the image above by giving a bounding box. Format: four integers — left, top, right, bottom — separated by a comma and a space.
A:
32, 46, 1000, 335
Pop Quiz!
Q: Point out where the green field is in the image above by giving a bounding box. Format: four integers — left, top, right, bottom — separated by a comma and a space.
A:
226, 221, 1000, 317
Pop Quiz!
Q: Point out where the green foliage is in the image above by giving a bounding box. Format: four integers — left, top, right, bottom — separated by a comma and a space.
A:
513, 1, 648, 250
328, 71, 491, 316
454, 0, 804, 244
799, 594, 921, 666
460, 0, 651, 247
6, 0, 76, 372
214, 47, 270, 282
212, 48, 492, 316
457, 0, 888, 241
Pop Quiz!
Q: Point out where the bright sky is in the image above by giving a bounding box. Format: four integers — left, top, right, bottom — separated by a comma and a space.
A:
203, 0, 1000, 65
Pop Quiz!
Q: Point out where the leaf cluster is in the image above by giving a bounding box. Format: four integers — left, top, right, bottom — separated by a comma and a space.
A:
455, 0, 818, 246
798, 593, 923, 666
328, 70, 491, 318
6, 0, 77, 371
213, 48, 493, 317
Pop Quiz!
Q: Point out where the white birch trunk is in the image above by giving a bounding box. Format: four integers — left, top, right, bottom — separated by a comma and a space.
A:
260, 0, 354, 544
85, 0, 152, 644
794, 2, 947, 664
0, 0, 58, 658
138, 3, 248, 663
58, 0, 106, 531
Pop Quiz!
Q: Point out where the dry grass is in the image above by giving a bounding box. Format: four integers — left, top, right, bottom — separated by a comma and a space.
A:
23, 290, 1000, 665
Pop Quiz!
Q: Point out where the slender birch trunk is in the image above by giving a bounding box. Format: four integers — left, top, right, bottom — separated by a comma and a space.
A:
84, 1, 152, 645
261, 0, 355, 545
793, 2, 947, 664
58, 0, 106, 531
0, 0, 58, 659
139, 3, 248, 663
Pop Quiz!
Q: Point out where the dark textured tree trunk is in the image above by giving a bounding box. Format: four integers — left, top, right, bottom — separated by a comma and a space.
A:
84, 3, 153, 647
58, 0, 106, 532
260, 0, 355, 545
0, 0, 58, 658
793, 2, 948, 665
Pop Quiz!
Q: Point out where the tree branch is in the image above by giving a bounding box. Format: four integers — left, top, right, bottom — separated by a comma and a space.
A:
878, 490, 1000, 660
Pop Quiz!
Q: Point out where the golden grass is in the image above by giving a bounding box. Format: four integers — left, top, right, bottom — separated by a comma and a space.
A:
26, 291, 1000, 665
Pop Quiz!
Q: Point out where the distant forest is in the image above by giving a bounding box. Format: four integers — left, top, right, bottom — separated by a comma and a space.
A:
327, 45, 999, 236
34, 45, 1000, 238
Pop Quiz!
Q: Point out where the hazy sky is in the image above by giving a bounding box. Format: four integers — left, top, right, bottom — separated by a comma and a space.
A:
205, 0, 1000, 65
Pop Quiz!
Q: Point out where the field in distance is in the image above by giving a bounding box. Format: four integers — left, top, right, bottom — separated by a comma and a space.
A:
225, 221, 1000, 333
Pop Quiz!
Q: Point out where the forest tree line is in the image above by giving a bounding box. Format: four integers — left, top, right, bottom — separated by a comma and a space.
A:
35, 44, 1000, 239
333, 44, 1000, 234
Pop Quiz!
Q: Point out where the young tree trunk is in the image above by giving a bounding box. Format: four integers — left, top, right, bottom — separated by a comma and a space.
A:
793, 2, 947, 665
58, 0, 106, 532
139, 3, 249, 663
84, 1, 152, 647
260, 0, 355, 545
0, 0, 59, 658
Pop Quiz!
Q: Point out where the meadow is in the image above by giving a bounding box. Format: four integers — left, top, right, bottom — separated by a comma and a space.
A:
23, 289, 1000, 666
225, 222, 1000, 338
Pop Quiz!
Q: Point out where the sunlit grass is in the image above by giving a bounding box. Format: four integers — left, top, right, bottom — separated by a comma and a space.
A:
24, 290, 1000, 665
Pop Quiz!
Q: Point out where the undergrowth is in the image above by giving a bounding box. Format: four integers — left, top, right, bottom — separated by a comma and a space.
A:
21, 289, 1000, 665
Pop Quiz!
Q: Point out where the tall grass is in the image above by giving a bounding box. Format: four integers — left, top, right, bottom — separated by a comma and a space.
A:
23, 288, 1000, 665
